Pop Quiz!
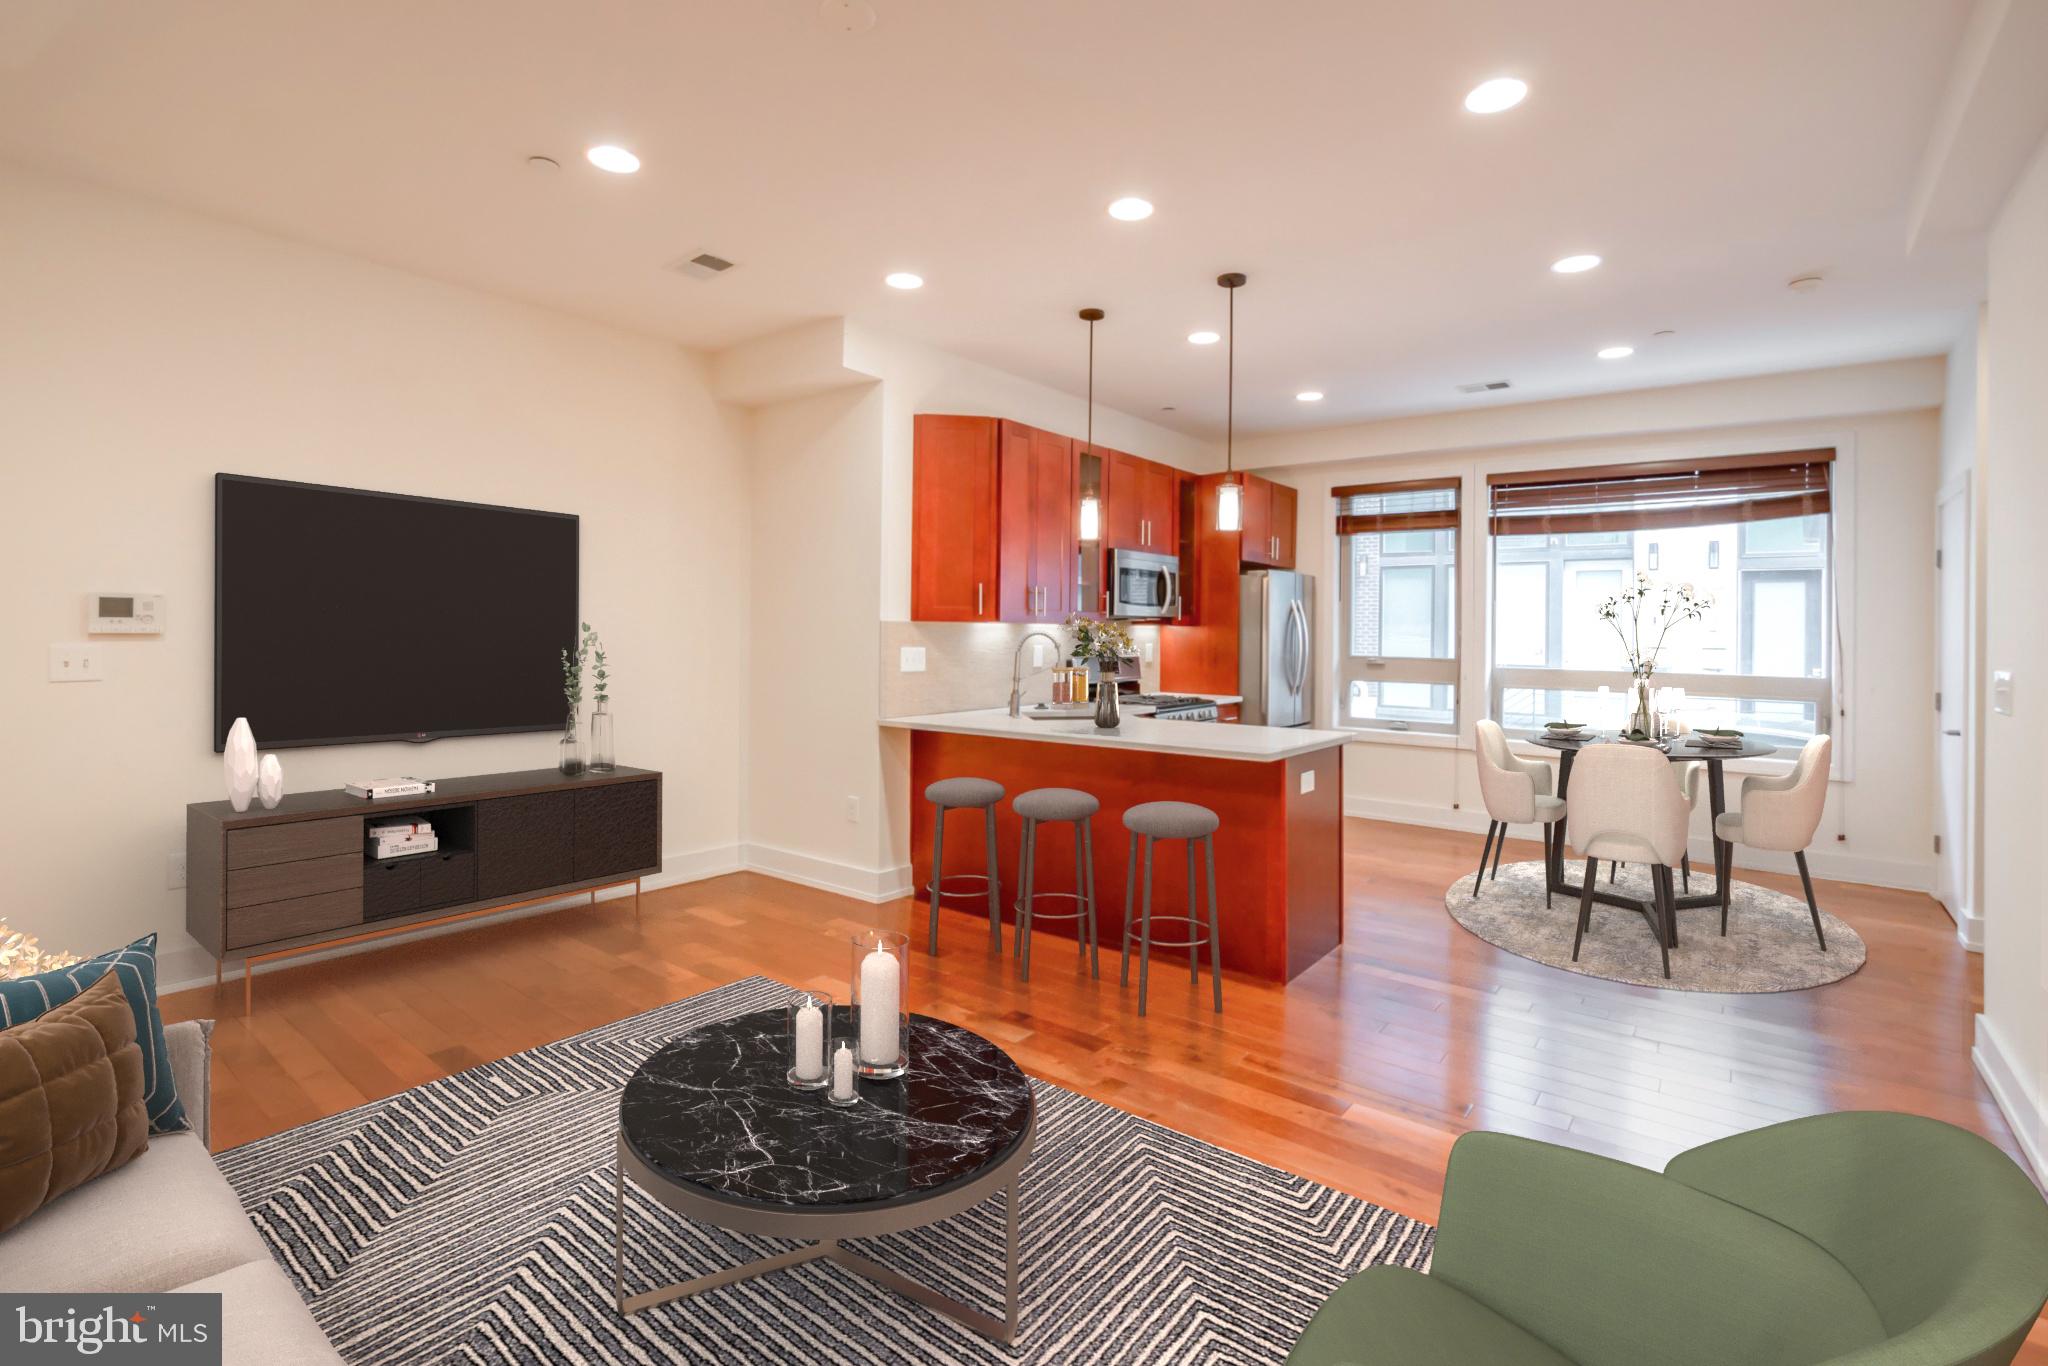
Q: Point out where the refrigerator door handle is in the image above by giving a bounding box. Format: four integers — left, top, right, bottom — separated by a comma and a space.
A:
1286, 598, 1308, 695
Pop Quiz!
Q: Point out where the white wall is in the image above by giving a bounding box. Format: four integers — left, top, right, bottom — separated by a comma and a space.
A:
0, 164, 751, 988
1975, 129, 2048, 1178
1241, 362, 1946, 892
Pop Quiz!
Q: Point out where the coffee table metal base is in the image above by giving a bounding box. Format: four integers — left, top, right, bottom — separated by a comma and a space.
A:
612, 1130, 1027, 1344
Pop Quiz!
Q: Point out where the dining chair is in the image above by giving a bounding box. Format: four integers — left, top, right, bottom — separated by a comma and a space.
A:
1714, 735, 1833, 948
1472, 720, 1564, 902
1677, 761, 1703, 891
1567, 743, 1691, 977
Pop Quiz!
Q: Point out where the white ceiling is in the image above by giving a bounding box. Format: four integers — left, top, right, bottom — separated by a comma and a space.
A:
0, 0, 1985, 436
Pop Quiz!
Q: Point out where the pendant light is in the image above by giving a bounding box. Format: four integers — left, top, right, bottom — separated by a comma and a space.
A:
1215, 272, 1246, 532
1077, 307, 1104, 542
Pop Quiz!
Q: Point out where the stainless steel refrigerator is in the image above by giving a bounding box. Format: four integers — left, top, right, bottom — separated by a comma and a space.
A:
1238, 569, 1314, 726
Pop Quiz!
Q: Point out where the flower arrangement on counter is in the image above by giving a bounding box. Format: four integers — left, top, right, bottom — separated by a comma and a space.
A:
0, 921, 81, 981
1064, 613, 1134, 665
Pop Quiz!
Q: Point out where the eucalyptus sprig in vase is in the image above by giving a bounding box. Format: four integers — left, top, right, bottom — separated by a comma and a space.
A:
559, 627, 588, 776
586, 627, 615, 772
1064, 613, 1135, 730
1595, 574, 1712, 739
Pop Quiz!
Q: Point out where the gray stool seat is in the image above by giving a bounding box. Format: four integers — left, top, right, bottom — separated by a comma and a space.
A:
1124, 801, 1221, 840
1015, 787, 1100, 822
925, 776, 1004, 809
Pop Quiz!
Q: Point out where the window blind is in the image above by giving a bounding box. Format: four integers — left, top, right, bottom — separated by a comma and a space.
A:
1486, 449, 1832, 535
1334, 477, 1460, 535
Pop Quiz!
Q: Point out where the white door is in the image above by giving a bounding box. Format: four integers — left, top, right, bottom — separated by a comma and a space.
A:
1934, 483, 1969, 919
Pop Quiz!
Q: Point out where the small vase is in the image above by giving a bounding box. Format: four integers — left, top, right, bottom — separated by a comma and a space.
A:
257, 754, 285, 810
588, 701, 615, 773
223, 717, 259, 812
559, 708, 584, 777
1094, 675, 1121, 729
1630, 671, 1656, 738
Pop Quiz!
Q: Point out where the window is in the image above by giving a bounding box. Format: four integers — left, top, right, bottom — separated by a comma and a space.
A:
1486, 450, 1834, 748
1336, 479, 1459, 732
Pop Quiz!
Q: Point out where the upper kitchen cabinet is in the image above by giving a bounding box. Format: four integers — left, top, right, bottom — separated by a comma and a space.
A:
1104, 449, 1178, 554
911, 414, 1000, 621
1236, 474, 1297, 569
997, 420, 1075, 622
1269, 481, 1297, 568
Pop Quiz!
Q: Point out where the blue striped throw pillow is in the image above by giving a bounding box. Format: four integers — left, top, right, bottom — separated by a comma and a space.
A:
0, 933, 188, 1134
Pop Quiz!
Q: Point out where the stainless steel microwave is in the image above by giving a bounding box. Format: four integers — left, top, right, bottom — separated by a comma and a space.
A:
1108, 547, 1181, 620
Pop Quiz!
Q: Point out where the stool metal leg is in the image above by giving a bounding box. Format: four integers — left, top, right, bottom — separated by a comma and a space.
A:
1070, 820, 1087, 967
1203, 834, 1222, 1014
1018, 818, 1036, 981
984, 806, 1003, 952
927, 806, 947, 955
1120, 831, 1139, 986
1014, 817, 1033, 962
1186, 839, 1200, 984
1136, 836, 1155, 1016
1081, 819, 1100, 980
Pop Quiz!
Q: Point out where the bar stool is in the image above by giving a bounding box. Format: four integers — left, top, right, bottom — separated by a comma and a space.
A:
924, 777, 1005, 955
1120, 801, 1222, 1016
1011, 787, 1101, 982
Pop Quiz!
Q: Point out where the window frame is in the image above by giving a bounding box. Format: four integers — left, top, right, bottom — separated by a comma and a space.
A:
1335, 479, 1461, 735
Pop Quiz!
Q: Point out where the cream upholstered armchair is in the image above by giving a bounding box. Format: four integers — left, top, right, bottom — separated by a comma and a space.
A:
1472, 719, 1564, 901
1567, 743, 1691, 977
1715, 734, 1833, 949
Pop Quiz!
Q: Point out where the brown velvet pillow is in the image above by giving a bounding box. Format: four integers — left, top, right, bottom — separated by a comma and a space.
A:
0, 971, 149, 1235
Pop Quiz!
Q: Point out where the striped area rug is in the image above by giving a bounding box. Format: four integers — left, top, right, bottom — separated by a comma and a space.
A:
218, 978, 1433, 1364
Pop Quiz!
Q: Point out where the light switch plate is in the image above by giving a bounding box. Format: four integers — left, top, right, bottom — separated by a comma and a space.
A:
48, 643, 104, 682
1299, 769, 1316, 795
1032, 638, 1052, 666
1141, 640, 1156, 663
899, 646, 927, 673
1993, 670, 2014, 716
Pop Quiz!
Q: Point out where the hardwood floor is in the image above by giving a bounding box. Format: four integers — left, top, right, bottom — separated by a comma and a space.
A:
163, 816, 2047, 1358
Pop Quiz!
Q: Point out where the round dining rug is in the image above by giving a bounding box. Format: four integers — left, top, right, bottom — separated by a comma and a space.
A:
1445, 860, 1865, 992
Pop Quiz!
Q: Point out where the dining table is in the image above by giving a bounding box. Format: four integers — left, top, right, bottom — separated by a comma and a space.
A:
1527, 730, 1778, 939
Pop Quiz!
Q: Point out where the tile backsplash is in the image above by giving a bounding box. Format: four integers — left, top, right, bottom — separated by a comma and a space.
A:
879, 620, 1163, 717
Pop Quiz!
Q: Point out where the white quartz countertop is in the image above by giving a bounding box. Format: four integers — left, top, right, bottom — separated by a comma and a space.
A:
880, 708, 1350, 762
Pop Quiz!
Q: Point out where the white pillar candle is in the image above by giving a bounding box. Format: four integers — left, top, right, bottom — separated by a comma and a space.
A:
858, 946, 901, 1066
794, 1001, 825, 1081
831, 1042, 855, 1101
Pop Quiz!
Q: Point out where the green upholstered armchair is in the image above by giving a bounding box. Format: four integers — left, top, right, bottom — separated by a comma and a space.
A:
1290, 1113, 2048, 1366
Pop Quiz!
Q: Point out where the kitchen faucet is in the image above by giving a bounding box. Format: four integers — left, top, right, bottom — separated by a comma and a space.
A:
1007, 631, 1066, 717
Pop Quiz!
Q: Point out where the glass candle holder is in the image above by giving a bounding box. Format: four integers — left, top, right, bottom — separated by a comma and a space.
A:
827, 1040, 860, 1107
785, 989, 833, 1090
849, 928, 909, 1080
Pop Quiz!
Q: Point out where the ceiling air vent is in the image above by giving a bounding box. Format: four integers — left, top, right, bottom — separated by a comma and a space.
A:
669, 252, 736, 281
1456, 379, 1511, 394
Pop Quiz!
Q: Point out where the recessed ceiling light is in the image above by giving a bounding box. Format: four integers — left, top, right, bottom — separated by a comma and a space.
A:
1188, 330, 1220, 345
1597, 345, 1634, 360
585, 144, 640, 174
1551, 254, 1602, 274
1107, 197, 1154, 221
1296, 390, 1325, 402
1464, 77, 1528, 114
884, 272, 924, 290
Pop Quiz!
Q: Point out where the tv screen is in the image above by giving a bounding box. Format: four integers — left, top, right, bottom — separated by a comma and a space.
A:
214, 474, 579, 751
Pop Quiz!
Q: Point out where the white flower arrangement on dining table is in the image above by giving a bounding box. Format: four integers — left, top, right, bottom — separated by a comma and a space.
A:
1597, 573, 1714, 676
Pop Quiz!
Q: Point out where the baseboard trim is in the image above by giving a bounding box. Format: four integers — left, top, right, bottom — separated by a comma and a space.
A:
158, 842, 746, 994
1943, 900, 1985, 952
1974, 1013, 2046, 1182
1342, 796, 1935, 893
740, 842, 913, 905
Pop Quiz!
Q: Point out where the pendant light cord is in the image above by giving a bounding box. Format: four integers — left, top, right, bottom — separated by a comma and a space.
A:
1226, 282, 1234, 477
1087, 316, 1094, 452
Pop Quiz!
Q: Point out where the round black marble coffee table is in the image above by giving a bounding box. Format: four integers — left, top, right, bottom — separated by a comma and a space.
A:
614, 1008, 1035, 1342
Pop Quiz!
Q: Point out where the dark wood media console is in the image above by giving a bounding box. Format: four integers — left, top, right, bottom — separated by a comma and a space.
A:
187, 766, 661, 1009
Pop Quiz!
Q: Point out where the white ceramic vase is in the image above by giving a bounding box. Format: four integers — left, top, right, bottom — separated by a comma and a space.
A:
224, 717, 259, 812
257, 753, 284, 810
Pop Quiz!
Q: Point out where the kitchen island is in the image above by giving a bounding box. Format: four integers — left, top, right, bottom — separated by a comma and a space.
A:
882, 709, 1350, 982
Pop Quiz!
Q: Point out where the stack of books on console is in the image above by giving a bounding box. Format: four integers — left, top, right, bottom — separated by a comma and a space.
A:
343, 776, 436, 800
367, 818, 438, 860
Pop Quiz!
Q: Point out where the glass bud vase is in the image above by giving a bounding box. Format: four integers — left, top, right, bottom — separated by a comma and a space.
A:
588, 700, 616, 773
1629, 671, 1656, 739
558, 708, 584, 777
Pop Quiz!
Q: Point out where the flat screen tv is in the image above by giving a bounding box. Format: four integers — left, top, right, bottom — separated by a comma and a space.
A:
214, 474, 579, 751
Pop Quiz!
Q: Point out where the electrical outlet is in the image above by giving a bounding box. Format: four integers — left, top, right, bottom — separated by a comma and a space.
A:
48, 643, 104, 682
899, 646, 927, 673
1299, 769, 1316, 795
1141, 640, 1156, 663
166, 852, 187, 890
845, 796, 860, 823
1993, 669, 2015, 716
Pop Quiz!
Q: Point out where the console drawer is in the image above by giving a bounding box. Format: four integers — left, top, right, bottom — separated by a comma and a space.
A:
225, 889, 362, 950
415, 850, 476, 912
363, 856, 424, 921
227, 851, 362, 908
227, 817, 361, 870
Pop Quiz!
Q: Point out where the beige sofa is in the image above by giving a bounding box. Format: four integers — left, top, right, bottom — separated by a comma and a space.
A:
0, 1019, 341, 1363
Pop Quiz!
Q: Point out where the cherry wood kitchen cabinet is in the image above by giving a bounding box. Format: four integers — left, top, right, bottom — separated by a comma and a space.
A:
911, 415, 1001, 621
1105, 449, 1177, 554
997, 419, 1075, 622
1159, 472, 1304, 694
1269, 480, 1298, 568
1234, 474, 1297, 570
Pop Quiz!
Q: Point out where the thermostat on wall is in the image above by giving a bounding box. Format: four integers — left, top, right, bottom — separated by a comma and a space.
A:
87, 592, 164, 634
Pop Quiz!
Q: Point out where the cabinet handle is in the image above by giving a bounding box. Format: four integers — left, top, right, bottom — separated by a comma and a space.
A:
977, 582, 984, 616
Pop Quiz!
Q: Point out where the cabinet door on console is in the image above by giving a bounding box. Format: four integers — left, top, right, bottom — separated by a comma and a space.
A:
573, 781, 659, 881
476, 791, 576, 898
